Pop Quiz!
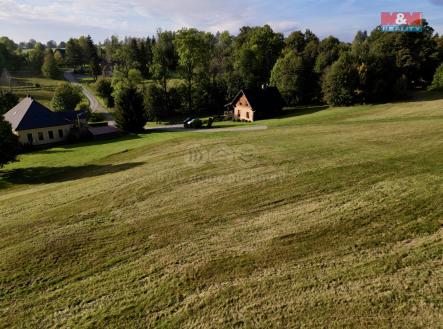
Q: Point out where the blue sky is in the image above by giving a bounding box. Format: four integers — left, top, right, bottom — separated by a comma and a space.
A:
1, 0, 442, 43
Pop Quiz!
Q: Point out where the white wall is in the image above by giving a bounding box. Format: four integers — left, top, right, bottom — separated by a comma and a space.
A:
233, 106, 254, 122
15, 125, 73, 146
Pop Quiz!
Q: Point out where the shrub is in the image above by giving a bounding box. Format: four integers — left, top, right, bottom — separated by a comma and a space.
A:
393, 75, 409, 99
95, 78, 114, 107
144, 83, 165, 122
0, 117, 20, 167
0, 91, 18, 115
88, 112, 106, 123
168, 86, 184, 114
77, 100, 90, 112
128, 69, 143, 85
429, 64, 443, 91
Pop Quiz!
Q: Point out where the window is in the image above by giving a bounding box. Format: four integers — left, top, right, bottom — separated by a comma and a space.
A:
246, 112, 250, 119
58, 129, 64, 138
48, 131, 54, 139
237, 110, 241, 117
27, 133, 33, 143
38, 132, 44, 141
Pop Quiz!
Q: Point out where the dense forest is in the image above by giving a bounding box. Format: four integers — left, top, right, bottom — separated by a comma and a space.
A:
2, 22, 443, 122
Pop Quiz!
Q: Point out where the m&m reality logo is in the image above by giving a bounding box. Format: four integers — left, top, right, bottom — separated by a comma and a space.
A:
381, 12, 423, 32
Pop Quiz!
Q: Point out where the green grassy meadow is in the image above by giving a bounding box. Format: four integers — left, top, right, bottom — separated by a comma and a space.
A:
5, 71, 64, 107
1, 93, 443, 328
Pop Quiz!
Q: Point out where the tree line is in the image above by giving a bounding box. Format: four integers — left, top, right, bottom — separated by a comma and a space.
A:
89, 22, 443, 123
2, 22, 443, 165
2, 22, 443, 113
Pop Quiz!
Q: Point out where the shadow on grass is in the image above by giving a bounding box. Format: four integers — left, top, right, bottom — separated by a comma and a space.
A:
406, 90, 443, 103
36, 149, 74, 154
0, 162, 144, 188
55, 134, 142, 151
278, 105, 329, 119
17, 134, 141, 156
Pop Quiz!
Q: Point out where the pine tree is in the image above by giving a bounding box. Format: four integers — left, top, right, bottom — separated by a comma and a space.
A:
114, 86, 146, 132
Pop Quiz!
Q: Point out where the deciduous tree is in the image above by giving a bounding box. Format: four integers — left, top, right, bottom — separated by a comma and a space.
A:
322, 53, 359, 106
41, 49, 60, 79
51, 83, 83, 111
174, 28, 209, 112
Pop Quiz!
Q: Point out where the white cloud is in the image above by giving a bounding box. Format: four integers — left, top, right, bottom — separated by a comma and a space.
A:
0, 0, 298, 41
0, 0, 130, 30
266, 20, 299, 34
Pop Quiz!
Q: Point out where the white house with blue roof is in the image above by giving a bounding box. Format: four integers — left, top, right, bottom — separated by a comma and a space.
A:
3, 97, 87, 146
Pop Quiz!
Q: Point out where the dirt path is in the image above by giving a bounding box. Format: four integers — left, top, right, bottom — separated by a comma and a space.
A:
64, 71, 115, 124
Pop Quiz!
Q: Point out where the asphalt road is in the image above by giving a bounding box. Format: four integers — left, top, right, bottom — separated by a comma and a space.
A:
64, 71, 115, 124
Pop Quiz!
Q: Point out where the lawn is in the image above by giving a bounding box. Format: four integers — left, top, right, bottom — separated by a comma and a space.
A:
1, 93, 443, 328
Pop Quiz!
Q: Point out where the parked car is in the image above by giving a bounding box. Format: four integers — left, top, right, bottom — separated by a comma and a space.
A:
183, 117, 196, 125
184, 117, 203, 129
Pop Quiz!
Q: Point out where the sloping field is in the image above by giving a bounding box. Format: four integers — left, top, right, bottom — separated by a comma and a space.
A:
6, 72, 63, 107
1, 93, 443, 328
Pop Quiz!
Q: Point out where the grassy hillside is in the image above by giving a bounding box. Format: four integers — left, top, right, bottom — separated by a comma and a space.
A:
1, 93, 443, 328
6, 71, 64, 107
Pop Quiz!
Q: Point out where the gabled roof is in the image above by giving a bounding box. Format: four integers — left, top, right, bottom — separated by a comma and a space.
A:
229, 87, 285, 113
4, 97, 76, 131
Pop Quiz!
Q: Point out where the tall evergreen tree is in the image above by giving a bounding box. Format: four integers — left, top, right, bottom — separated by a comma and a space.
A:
114, 86, 146, 132
85, 36, 101, 79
